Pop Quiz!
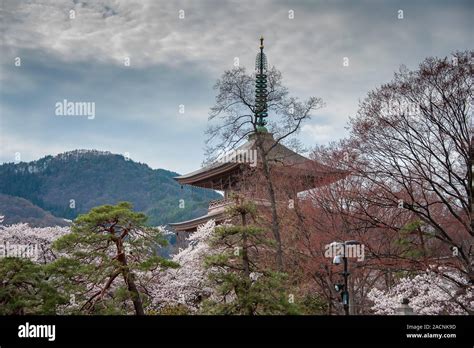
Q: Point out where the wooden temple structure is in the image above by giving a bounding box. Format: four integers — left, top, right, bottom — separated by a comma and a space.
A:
170, 38, 346, 247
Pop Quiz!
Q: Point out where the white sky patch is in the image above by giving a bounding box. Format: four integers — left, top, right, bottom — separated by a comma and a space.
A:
301, 124, 339, 145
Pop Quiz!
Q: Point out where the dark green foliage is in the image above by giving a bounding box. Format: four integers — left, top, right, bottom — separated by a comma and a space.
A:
0, 194, 69, 227
202, 197, 298, 315
299, 293, 329, 314
156, 304, 191, 315
51, 202, 178, 315
202, 269, 299, 315
396, 220, 433, 259
0, 150, 221, 226
0, 257, 67, 314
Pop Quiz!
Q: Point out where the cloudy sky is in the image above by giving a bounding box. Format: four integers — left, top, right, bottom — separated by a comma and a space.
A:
0, 0, 472, 174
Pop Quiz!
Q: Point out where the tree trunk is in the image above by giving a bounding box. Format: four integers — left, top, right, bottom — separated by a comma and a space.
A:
241, 211, 253, 315
256, 136, 284, 271
241, 212, 250, 280
116, 242, 145, 315
469, 136, 473, 283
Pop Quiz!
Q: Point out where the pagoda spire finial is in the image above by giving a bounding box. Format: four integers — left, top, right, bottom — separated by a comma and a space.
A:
255, 37, 268, 133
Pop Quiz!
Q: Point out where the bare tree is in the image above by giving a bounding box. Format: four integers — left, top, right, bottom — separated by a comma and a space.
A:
205, 62, 323, 270
348, 51, 473, 284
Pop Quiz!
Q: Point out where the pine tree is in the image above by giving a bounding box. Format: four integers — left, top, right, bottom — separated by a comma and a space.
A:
0, 257, 66, 314
51, 202, 177, 315
202, 195, 298, 315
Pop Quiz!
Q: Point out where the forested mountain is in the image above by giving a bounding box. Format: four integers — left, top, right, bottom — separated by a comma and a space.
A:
0, 150, 220, 226
0, 194, 70, 227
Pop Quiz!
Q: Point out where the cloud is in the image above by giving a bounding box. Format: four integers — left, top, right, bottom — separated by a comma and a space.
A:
0, 0, 472, 173
301, 123, 345, 146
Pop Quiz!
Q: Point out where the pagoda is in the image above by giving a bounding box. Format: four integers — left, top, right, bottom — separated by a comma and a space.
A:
170, 37, 345, 247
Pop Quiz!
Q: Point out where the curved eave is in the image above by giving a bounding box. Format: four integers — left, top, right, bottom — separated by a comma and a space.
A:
174, 162, 241, 188
169, 211, 226, 232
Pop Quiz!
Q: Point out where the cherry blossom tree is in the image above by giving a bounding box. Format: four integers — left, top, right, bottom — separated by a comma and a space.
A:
150, 220, 217, 312
0, 222, 70, 263
368, 268, 473, 315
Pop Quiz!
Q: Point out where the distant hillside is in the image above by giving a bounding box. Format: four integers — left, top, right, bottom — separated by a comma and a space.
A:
0, 150, 221, 226
0, 194, 69, 227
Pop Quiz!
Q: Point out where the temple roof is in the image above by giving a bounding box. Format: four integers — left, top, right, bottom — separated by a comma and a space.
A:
171, 38, 348, 237
168, 209, 225, 232
174, 132, 347, 189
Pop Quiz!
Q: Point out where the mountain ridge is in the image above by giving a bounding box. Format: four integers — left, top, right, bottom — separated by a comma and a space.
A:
0, 149, 220, 226
0, 193, 70, 227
